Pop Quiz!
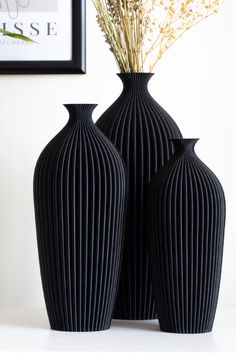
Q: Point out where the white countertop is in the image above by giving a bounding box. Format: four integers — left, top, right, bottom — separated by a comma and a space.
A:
0, 307, 235, 352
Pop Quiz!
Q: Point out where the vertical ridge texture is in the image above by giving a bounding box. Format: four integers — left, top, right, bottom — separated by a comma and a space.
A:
34, 104, 127, 331
96, 73, 182, 320
147, 139, 225, 333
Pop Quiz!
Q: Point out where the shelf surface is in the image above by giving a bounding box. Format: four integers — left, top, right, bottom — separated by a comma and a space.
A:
0, 307, 235, 352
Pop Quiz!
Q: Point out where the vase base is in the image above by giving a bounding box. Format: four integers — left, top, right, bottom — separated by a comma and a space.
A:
50, 324, 111, 332
160, 325, 213, 334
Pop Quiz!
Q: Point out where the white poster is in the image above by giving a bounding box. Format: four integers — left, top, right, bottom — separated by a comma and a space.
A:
0, 0, 72, 61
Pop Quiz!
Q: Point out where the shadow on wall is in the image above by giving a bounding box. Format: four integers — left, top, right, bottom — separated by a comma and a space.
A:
0, 163, 42, 307
0, 308, 48, 330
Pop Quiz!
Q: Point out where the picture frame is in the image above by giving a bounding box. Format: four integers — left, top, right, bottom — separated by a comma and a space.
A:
0, 0, 86, 74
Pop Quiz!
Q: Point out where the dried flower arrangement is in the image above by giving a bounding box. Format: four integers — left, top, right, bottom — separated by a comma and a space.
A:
92, 0, 223, 72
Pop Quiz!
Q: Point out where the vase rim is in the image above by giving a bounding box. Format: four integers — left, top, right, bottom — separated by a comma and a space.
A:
170, 138, 199, 142
117, 72, 154, 76
170, 138, 199, 152
64, 104, 97, 120
64, 104, 98, 109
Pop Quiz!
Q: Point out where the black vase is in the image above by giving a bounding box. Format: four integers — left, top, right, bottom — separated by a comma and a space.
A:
34, 104, 127, 332
148, 138, 226, 333
96, 73, 182, 320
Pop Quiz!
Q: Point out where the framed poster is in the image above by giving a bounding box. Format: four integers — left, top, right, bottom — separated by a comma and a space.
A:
0, 0, 86, 73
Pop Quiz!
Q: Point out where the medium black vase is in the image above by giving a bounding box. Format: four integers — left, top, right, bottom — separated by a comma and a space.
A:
34, 104, 127, 332
96, 73, 182, 320
148, 138, 226, 333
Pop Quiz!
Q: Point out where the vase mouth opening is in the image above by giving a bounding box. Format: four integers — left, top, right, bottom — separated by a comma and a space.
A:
64, 104, 98, 110
117, 72, 154, 78
170, 138, 199, 143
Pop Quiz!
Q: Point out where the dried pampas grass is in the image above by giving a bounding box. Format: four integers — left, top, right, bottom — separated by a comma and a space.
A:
92, 0, 223, 72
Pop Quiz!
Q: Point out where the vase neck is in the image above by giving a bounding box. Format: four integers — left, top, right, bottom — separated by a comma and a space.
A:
117, 73, 153, 93
171, 138, 199, 155
64, 104, 97, 123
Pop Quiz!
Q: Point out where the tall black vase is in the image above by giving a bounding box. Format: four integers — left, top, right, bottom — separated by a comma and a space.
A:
34, 104, 127, 332
148, 138, 226, 333
96, 73, 182, 320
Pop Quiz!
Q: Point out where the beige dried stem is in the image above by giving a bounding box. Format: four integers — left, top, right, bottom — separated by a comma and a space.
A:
92, 0, 223, 72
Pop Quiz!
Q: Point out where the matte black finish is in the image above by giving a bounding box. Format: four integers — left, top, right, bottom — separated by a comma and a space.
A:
0, 0, 86, 74
34, 104, 127, 331
96, 73, 182, 320
148, 139, 225, 333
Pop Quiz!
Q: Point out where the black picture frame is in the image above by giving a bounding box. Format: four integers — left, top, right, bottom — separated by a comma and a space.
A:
0, 0, 86, 74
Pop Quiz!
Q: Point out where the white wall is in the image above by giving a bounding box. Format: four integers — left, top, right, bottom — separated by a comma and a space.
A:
0, 0, 235, 308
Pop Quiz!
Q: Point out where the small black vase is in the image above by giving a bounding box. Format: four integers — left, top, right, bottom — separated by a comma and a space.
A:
148, 138, 226, 333
34, 104, 127, 332
96, 73, 182, 320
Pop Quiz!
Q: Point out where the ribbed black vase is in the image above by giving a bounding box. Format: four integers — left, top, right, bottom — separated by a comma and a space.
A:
148, 138, 226, 333
96, 73, 182, 320
34, 104, 127, 332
